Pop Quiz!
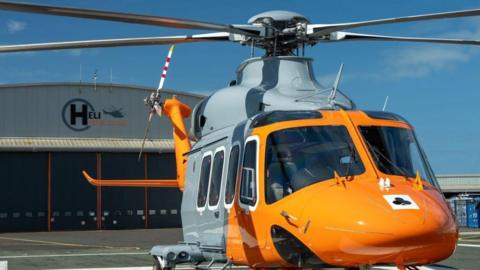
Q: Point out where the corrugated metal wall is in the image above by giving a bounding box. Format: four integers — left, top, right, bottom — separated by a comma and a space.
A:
101, 153, 147, 230
0, 83, 203, 139
0, 151, 181, 232
147, 154, 182, 228
0, 153, 48, 232
51, 153, 97, 230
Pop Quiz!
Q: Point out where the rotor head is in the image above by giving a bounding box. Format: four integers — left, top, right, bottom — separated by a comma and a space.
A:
246, 11, 312, 56
248, 10, 310, 25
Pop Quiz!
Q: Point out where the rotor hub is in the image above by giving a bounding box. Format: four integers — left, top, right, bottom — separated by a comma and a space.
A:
247, 11, 313, 56
248, 10, 310, 26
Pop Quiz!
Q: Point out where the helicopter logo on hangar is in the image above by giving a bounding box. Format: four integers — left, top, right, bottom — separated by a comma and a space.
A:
62, 98, 127, 131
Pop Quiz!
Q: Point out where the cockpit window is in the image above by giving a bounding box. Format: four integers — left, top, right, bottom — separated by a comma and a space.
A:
359, 126, 439, 188
265, 125, 365, 204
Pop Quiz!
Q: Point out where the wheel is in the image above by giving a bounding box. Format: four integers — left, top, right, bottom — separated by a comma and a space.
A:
153, 256, 175, 270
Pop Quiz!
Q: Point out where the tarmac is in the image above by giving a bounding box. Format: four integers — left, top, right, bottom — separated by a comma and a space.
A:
0, 228, 478, 270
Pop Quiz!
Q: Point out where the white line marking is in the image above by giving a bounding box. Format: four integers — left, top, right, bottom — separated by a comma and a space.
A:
0, 252, 148, 259
459, 239, 480, 242
0, 261, 7, 270
373, 267, 457, 270
458, 243, 480, 248
459, 231, 480, 235
46, 267, 454, 270
48, 267, 245, 270
49, 268, 151, 270
0, 236, 138, 250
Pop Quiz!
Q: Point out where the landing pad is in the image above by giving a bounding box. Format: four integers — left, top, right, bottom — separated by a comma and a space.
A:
0, 229, 478, 270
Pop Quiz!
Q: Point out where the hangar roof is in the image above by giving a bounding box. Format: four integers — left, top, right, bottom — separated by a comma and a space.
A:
437, 174, 480, 193
0, 82, 205, 99
0, 137, 173, 153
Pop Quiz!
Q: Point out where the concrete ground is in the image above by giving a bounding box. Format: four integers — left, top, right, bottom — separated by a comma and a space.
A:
0, 228, 478, 270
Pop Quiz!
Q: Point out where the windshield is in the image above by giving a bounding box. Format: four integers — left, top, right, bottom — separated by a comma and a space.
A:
265, 125, 365, 204
359, 126, 439, 188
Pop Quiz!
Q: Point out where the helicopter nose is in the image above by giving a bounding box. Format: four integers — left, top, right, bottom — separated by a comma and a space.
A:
290, 180, 458, 267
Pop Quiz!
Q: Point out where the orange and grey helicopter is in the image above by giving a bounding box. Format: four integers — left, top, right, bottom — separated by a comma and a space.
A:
2, 2, 480, 269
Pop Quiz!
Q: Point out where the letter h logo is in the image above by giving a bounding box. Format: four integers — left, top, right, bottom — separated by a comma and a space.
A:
70, 103, 88, 125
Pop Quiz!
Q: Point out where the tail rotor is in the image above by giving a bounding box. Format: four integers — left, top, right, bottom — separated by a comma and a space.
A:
138, 45, 175, 161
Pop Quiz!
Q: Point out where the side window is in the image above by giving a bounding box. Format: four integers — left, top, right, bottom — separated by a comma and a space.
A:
208, 149, 225, 208
197, 154, 212, 209
240, 138, 258, 206
225, 145, 240, 206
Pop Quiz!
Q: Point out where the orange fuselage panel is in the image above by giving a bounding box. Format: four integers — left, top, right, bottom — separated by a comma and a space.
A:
225, 110, 458, 268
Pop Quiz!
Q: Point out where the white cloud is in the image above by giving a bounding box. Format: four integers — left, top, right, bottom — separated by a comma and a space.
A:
7, 20, 26, 34
385, 46, 471, 78
0, 66, 62, 82
68, 49, 83, 57
357, 18, 480, 80
0, 51, 36, 57
317, 73, 337, 87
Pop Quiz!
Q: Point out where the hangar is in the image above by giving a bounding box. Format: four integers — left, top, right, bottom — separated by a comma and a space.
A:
0, 82, 203, 232
436, 174, 480, 195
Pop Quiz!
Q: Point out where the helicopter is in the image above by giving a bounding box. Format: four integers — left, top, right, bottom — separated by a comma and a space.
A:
1, 1, 479, 270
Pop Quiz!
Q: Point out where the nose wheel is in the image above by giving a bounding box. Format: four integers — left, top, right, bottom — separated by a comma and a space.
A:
153, 255, 175, 270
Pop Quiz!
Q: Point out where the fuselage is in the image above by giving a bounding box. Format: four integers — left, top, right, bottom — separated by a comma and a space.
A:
181, 109, 458, 268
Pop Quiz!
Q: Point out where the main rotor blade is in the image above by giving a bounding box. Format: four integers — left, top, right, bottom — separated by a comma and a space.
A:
0, 32, 229, 53
327, 31, 480, 46
309, 8, 480, 37
0, 1, 259, 36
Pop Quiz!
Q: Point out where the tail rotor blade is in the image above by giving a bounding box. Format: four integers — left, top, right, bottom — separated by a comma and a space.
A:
138, 111, 154, 161
157, 44, 175, 92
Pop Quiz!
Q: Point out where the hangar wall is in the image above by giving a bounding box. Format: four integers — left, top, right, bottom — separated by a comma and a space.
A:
0, 82, 202, 139
0, 83, 204, 232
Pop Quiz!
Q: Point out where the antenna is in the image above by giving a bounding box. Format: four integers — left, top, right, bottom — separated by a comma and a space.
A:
382, 96, 389, 111
93, 69, 98, 91
79, 64, 82, 84
328, 63, 344, 105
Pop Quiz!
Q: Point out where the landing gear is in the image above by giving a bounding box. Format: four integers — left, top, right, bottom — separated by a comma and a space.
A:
345, 265, 372, 270
153, 255, 175, 270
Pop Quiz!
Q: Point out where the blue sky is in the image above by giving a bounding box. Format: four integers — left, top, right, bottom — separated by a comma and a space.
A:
1, 0, 480, 174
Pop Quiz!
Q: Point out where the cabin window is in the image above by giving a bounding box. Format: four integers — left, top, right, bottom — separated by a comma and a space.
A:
197, 154, 212, 209
265, 126, 365, 204
359, 126, 440, 188
240, 138, 258, 206
208, 149, 225, 207
225, 145, 240, 206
